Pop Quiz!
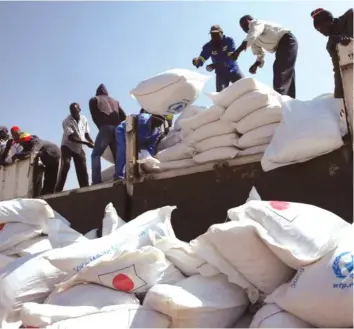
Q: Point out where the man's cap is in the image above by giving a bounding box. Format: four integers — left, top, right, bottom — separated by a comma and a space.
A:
311, 8, 333, 25
311, 8, 325, 18
210, 24, 223, 34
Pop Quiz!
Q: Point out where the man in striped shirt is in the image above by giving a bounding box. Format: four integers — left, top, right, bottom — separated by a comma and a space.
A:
55, 103, 94, 192
192, 25, 244, 92
230, 16, 298, 98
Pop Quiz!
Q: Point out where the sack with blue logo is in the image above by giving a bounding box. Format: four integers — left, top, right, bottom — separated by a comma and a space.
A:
265, 229, 353, 328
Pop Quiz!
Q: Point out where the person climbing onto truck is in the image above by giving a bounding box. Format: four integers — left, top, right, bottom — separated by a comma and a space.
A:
192, 25, 244, 92
10, 126, 61, 196
114, 113, 164, 180
0, 126, 10, 165
89, 83, 127, 185
55, 103, 94, 192
230, 16, 298, 98
311, 8, 353, 98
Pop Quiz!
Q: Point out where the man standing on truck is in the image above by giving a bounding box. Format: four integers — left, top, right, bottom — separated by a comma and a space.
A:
89, 83, 127, 185
310, 8, 353, 98
114, 113, 164, 180
55, 103, 94, 192
10, 126, 61, 196
230, 16, 298, 98
192, 25, 244, 92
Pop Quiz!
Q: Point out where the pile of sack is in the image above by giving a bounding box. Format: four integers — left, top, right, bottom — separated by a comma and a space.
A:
150, 78, 282, 172
0, 193, 352, 329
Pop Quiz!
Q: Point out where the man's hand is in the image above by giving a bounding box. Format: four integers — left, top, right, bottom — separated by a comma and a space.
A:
206, 64, 215, 72
249, 61, 262, 74
229, 51, 241, 61
340, 37, 352, 46
192, 57, 201, 68
85, 141, 94, 149
330, 35, 352, 46
230, 41, 248, 61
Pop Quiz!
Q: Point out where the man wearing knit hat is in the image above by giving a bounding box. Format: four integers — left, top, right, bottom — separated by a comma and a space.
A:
311, 8, 353, 98
192, 25, 244, 92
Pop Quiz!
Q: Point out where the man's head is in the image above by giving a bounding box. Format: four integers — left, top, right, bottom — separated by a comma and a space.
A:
96, 84, 109, 96
69, 103, 81, 121
239, 15, 254, 33
210, 25, 223, 43
10, 126, 21, 141
0, 126, 8, 141
311, 8, 334, 36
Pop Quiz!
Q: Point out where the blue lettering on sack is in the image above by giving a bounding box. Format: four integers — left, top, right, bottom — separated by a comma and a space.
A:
332, 251, 353, 289
290, 267, 304, 288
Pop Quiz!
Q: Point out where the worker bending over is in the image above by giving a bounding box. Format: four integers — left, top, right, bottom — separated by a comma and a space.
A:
114, 113, 164, 180
10, 126, 60, 196
231, 16, 298, 98
192, 25, 244, 92
311, 8, 353, 98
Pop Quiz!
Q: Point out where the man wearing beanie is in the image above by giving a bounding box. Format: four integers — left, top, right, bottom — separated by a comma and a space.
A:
311, 8, 353, 98
230, 16, 298, 98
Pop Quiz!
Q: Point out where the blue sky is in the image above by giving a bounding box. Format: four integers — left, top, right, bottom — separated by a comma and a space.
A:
0, 1, 350, 190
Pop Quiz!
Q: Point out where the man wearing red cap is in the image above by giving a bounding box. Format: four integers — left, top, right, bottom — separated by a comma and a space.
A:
230, 15, 298, 98
192, 25, 244, 92
311, 8, 353, 98
10, 126, 61, 196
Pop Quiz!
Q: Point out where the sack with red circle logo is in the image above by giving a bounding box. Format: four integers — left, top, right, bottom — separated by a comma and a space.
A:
227, 200, 350, 270
57, 246, 185, 295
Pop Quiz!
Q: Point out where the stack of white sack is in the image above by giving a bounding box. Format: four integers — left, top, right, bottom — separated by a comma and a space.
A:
261, 94, 346, 171
207, 77, 283, 158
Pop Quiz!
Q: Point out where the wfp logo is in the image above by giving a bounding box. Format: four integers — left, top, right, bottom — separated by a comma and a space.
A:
167, 99, 190, 114
332, 251, 353, 289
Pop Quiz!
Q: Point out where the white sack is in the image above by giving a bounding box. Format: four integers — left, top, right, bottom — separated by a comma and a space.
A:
234, 105, 282, 134
158, 158, 196, 171
174, 105, 206, 130
0, 251, 67, 329
0, 222, 42, 252
238, 144, 268, 156
102, 203, 125, 237
58, 246, 185, 294
3, 236, 52, 256
250, 304, 313, 328
228, 200, 350, 269
193, 146, 239, 164
246, 186, 262, 203
262, 96, 344, 168
84, 229, 98, 239
206, 78, 268, 108
177, 105, 225, 131
222, 89, 281, 123
185, 121, 236, 144
151, 234, 216, 277
144, 274, 248, 328
0, 254, 17, 271
266, 231, 353, 328
45, 305, 170, 329
237, 124, 278, 149
198, 220, 294, 294
45, 283, 139, 307
194, 133, 238, 153
138, 150, 161, 173
0, 198, 56, 231
47, 218, 88, 249
157, 129, 182, 151
45, 206, 176, 274
156, 143, 196, 162
130, 69, 210, 115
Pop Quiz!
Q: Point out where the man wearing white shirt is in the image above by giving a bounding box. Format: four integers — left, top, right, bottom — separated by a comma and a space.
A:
230, 15, 298, 98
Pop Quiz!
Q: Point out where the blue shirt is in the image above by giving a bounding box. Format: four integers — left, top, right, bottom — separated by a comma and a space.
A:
197, 35, 240, 75
115, 113, 162, 178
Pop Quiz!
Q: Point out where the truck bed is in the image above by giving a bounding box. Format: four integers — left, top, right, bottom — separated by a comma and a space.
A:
44, 144, 353, 241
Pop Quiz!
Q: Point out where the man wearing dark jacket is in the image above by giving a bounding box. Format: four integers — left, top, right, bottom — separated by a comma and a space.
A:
89, 84, 126, 185
10, 126, 61, 196
311, 8, 353, 98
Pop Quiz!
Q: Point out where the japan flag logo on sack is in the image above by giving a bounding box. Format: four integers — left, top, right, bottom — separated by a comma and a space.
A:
98, 265, 148, 293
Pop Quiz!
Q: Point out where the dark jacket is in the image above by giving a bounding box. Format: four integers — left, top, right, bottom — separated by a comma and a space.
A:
89, 84, 127, 129
326, 9, 353, 98
17, 135, 60, 160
